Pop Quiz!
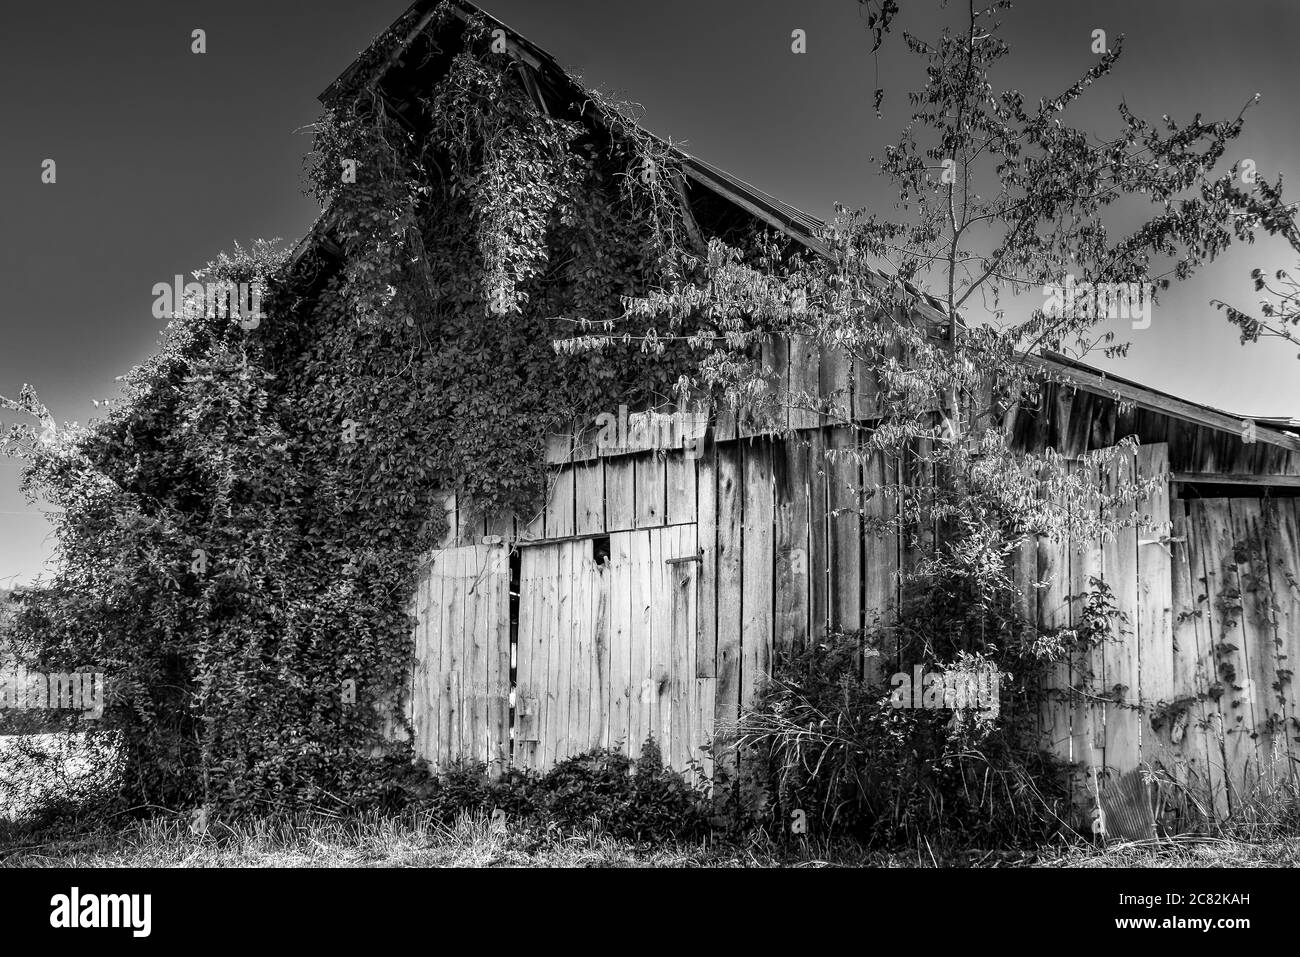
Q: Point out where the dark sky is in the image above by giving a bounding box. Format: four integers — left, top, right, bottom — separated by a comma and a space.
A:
2, 0, 1298, 584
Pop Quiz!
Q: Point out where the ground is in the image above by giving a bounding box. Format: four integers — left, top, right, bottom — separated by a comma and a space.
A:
3, 813, 1298, 868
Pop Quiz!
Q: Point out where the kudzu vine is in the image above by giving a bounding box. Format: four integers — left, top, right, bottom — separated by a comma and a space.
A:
2, 5, 721, 814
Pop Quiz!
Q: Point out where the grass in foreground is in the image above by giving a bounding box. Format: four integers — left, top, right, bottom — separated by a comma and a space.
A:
3, 812, 892, 868
3, 811, 1298, 867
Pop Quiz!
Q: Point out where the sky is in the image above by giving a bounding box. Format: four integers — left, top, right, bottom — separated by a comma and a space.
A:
1, 0, 1298, 585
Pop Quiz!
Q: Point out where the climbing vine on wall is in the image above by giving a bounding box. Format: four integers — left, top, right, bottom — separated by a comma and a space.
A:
2, 5, 719, 814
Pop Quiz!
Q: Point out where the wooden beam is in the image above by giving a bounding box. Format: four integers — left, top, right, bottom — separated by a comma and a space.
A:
679, 165, 834, 261
1172, 472, 1300, 488
516, 63, 551, 115
669, 173, 707, 255
1025, 354, 1300, 453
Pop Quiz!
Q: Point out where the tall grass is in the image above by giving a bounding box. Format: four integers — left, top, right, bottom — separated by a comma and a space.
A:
4, 808, 1297, 868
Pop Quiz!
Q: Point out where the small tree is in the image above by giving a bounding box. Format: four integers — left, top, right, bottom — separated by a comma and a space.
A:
565, 0, 1263, 834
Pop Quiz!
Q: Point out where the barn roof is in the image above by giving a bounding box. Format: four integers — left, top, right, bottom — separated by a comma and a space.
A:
293, 0, 838, 265
291, 0, 1300, 453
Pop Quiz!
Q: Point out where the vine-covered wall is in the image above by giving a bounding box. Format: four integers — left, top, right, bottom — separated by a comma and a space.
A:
5, 5, 741, 813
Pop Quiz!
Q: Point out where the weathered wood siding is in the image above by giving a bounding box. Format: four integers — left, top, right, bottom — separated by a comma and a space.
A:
408, 542, 511, 770
404, 338, 1300, 820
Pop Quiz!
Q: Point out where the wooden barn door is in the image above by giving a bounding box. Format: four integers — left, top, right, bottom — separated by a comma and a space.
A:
514, 526, 705, 773
410, 542, 511, 772
514, 538, 605, 771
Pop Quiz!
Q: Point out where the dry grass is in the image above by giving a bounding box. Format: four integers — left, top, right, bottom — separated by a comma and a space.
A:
3, 810, 1297, 868
1034, 834, 1300, 867
1, 812, 886, 868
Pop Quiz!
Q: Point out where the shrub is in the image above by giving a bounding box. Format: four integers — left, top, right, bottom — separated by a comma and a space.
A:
541, 739, 709, 841
407, 738, 709, 843
730, 627, 1076, 849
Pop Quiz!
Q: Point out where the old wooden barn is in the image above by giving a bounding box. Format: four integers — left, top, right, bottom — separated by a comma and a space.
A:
301, 0, 1300, 822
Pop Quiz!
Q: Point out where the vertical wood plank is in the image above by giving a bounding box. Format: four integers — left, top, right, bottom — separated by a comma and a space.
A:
398, 578, 417, 750
852, 349, 880, 421
1185, 500, 1231, 816
464, 545, 489, 764
808, 429, 830, 643
650, 528, 674, 756
1196, 499, 1256, 810
656, 410, 680, 456
774, 435, 811, 658
1069, 459, 1106, 804
1053, 389, 1079, 456
901, 435, 936, 587
544, 467, 575, 539
713, 399, 737, 444
443, 548, 466, 766
573, 461, 606, 537
1266, 499, 1300, 782
714, 445, 744, 773
605, 458, 636, 533
827, 427, 862, 641
568, 541, 594, 759
432, 549, 452, 767
487, 544, 510, 772
1230, 499, 1283, 786
415, 557, 441, 766
521, 484, 546, 542
608, 532, 633, 755
1038, 520, 1074, 766
514, 547, 540, 767
1170, 500, 1228, 819
634, 452, 666, 528
1005, 523, 1035, 737
773, 335, 791, 431
628, 529, 653, 758
742, 336, 783, 437
591, 550, 612, 751
681, 525, 700, 771
547, 542, 573, 767
788, 334, 822, 430
535, 545, 561, 769
694, 677, 717, 784
665, 450, 698, 526
556, 542, 576, 762
742, 441, 775, 711
863, 447, 899, 675
696, 444, 718, 679
820, 343, 851, 427
1101, 449, 1141, 779
670, 524, 698, 770
1135, 445, 1175, 775
626, 411, 652, 453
